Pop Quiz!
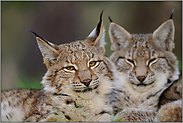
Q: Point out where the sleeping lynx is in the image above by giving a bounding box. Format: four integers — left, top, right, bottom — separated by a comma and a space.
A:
1, 12, 117, 122
108, 11, 182, 122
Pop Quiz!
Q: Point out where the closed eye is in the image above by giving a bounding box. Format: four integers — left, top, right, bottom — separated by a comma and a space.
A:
125, 59, 136, 66
147, 58, 159, 66
117, 56, 125, 61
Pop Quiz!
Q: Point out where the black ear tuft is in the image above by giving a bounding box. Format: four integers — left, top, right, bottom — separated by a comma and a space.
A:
108, 15, 113, 22
96, 10, 104, 36
27, 29, 52, 46
100, 10, 104, 22
27, 29, 45, 41
169, 9, 174, 19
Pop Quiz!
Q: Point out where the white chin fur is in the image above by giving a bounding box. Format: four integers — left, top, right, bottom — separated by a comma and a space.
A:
77, 90, 96, 99
132, 72, 169, 92
118, 72, 169, 93
132, 84, 152, 92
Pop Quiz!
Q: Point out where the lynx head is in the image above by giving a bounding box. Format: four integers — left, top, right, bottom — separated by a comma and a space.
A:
30, 12, 115, 100
108, 11, 179, 92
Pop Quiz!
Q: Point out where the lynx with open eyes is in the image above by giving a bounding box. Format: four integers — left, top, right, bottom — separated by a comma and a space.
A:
1, 12, 117, 122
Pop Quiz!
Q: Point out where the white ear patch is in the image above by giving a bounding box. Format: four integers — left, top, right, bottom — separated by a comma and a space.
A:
88, 27, 97, 38
87, 26, 106, 48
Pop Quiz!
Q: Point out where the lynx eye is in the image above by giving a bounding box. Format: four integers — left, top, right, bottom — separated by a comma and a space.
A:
125, 59, 136, 66
65, 66, 76, 71
147, 58, 159, 66
89, 61, 97, 67
88, 61, 99, 67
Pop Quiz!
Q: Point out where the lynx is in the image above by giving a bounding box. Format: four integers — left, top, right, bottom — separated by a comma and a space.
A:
156, 72, 182, 122
1, 12, 117, 122
158, 72, 182, 106
108, 11, 182, 122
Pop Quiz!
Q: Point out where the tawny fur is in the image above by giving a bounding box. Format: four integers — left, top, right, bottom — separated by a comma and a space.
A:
1, 13, 117, 122
159, 72, 182, 106
109, 16, 181, 122
156, 99, 182, 122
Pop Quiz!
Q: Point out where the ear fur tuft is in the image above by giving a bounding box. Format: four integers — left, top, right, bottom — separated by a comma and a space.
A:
169, 9, 174, 19
29, 30, 59, 68
85, 11, 106, 54
108, 15, 113, 22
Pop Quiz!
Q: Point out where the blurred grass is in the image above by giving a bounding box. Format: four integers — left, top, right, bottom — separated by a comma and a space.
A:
1, 76, 42, 91
18, 77, 42, 89
179, 60, 182, 71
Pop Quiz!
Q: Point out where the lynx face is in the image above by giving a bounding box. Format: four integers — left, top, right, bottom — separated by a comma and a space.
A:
108, 15, 180, 114
41, 41, 114, 100
31, 12, 115, 101
109, 19, 179, 93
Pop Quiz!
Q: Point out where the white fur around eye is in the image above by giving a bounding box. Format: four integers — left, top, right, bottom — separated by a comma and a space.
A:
147, 58, 159, 66
88, 61, 100, 68
63, 67, 75, 72
125, 59, 136, 66
63, 64, 78, 72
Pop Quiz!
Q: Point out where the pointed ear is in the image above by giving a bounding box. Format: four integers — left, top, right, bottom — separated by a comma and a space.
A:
29, 30, 59, 68
108, 18, 131, 51
152, 19, 175, 52
85, 11, 106, 54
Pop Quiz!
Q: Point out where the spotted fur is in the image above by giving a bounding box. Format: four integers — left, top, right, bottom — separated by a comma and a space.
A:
158, 72, 182, 107
1, 12, 117, 122
108, 15, 181, 122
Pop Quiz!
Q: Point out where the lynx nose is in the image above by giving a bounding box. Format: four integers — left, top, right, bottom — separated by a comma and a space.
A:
81, 79, 92, 87
137, 75, 146, 82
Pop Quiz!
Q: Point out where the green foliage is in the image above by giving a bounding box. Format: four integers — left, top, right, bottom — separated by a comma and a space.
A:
18, 76, 42, 89
178, 60, 182, 71
112, 113, 125, 122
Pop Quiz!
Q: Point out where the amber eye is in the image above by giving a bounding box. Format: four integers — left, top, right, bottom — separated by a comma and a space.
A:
89, 61, 97, 67
65, 66, 76, 71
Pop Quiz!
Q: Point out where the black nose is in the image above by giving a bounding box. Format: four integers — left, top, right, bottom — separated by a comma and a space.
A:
81, 79, 92, 87
137, 75, 146, 82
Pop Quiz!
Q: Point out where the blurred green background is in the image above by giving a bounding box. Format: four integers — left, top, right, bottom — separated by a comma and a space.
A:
1, 1, 182, 91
